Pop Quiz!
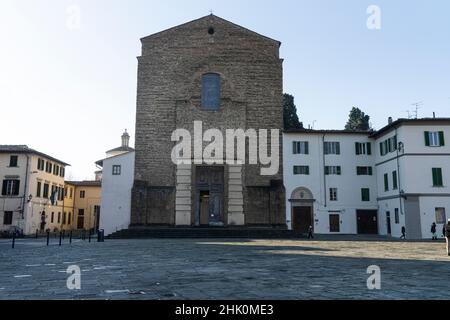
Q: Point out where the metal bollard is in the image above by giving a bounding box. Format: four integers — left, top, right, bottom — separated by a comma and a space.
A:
12, 232, 16, 249
59, 232, 62, 246
69, 231, 73, 244
46, 231, 50, 246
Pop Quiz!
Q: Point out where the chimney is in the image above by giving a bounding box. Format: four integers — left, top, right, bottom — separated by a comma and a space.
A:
388, 117, 393, 125
433, 112, 436, 119
121, 129, 130, 147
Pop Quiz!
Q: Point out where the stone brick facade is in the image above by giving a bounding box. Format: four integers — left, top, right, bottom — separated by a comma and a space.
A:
131, 14, 285, 227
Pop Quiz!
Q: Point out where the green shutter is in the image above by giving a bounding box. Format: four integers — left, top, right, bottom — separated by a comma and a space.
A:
392, 171, 398, 189
432, 168, 443, 186
305, 142, 309, 155
425, 132, 430, 146
369, 167, 373, 176
355, 142, 360, 155
367, 142, 372, 155
292, 142, 296, 154
439, 131, 445, 146
379, 142, 383, 156
325, 166, 329, 175
337, 166, 342, 175
361, 188, 370, 201
336, 143, 340, 155
306, 166, 310, 175
384, 174, 389, 191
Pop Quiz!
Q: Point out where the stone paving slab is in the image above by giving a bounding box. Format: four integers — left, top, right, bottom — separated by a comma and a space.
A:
0, 237, 449, 300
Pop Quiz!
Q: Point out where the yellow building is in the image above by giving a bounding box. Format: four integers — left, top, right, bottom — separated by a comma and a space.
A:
64, 181, 101, 231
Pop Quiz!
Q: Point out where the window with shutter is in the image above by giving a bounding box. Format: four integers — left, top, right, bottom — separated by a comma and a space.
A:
432, 168, 443, 187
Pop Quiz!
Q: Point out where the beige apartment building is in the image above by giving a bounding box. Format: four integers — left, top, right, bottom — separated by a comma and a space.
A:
65, 181, 101, 231
0, 145, 69, 235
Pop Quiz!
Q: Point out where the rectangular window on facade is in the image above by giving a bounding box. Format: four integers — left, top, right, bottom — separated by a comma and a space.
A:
293, 166, 309, 175
361, 188, 370, 202
356, 166, 373, 176
37, 158, 45, 171
325, 166, 342, 175
3, 211, 13, 225
36, 181, 41, 197
425, 131, 445, 147
435, 208, 446, 224
68, 212, 72, 225
112, 165, 121, 175
80, 190, 85, 198
293, 141, 309, 155
1, 179, 20, 196
63, 212, 66, 225
395, 208, 400, 224
53, 165, 59, 176
70, 187, 73, 199
324, 142, 340, 155
43, 183, 49, 198
384, 173, 389, 191
60, 167, 65, 178
355, 142, 372, 155
201, 73, 221, 110
432, 168, 443, 187
51, 212, 54, 223
78, 209, 85, 216
58, 212, 61, 223
392, 171, 398, 190
380, 136, 397, 155
329, 188, 338, 201
9, 155, 18, 167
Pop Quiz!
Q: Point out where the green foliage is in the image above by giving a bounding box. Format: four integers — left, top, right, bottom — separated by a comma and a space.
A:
283, 93, 303, 130
345, 107, 371, 131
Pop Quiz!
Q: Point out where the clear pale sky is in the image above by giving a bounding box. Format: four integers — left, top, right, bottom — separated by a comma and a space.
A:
1, 0, 449, 180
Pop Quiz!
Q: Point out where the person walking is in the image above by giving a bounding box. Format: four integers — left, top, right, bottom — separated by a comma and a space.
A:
400, 226, 406, 240
445, 219, 450, 256
307, 225, 314, 239
431, 222, 438, 240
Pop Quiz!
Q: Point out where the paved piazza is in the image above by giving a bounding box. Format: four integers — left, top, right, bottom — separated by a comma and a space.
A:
0, 237, 449, 300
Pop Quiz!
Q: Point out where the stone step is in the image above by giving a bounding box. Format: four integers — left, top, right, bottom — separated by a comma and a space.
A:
107, 228, 302, 239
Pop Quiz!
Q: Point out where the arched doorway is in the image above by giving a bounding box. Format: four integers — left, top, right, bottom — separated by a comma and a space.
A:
290, 187, 314, 234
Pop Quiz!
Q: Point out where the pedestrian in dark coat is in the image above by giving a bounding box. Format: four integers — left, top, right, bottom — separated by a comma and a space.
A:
400, 226, 406, 240
431, 223, 437, 240
307, 225, 314, 239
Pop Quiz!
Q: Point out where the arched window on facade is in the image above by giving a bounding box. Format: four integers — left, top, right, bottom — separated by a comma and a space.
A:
201, 73, 221, 110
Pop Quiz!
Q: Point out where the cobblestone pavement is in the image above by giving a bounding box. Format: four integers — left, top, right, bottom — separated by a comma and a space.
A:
0, 237, 449, 300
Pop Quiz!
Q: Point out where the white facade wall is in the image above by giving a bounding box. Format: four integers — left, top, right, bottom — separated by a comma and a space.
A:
374, 124, 450, 239
99, 151, 134, 236
283, 132, 378, 235
0, 153, 67, 235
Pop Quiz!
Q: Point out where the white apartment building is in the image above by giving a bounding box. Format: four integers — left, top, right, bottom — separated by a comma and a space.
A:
96, 131, 135, 236
283, 130, 378, 235
373, 118, 450, 239
283, 118, 450, 239
0, 145, 69, 235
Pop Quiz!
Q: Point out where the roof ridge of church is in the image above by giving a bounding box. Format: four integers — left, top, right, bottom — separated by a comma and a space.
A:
140, 14, 281, 46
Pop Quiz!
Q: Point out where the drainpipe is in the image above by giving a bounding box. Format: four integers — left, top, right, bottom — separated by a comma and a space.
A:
21, 154, 30, 221
322, 134, 327, 208
395, 129, 404, 215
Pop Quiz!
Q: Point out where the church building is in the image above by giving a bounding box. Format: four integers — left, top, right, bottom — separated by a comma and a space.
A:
131, 15, 286, 228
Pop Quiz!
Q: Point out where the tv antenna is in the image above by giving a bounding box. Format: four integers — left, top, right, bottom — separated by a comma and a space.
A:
406, 101, 423, 119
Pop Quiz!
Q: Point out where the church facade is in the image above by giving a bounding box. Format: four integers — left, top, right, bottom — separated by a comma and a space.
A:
131, 15, 286, 228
